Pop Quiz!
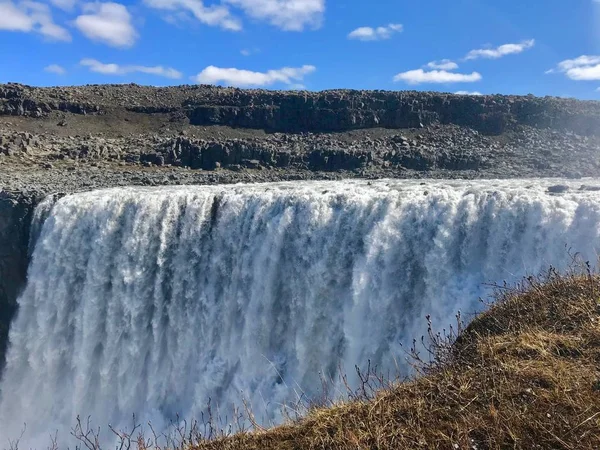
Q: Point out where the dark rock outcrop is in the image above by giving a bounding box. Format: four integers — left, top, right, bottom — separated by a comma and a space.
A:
0, 192, 38, 370
3, 83, 600, 136
0, 84, 101, 117
184, 92, 600, 136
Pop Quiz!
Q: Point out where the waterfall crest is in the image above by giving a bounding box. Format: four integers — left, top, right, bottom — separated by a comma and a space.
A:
2, 179, 600, 446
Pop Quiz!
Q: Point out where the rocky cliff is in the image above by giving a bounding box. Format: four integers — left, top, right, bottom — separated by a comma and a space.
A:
3, 83, 600, 135
0, 192, 39, 370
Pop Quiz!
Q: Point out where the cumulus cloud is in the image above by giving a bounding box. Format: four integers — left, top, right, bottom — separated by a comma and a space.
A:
555, 55, 600, 72
548, 55, 600, 81
393, 69, 482, 85
75, 2, 138, 48
561, 65, 600, 81
465, 39, 535, 60
347, 23, 402, 41
145, 0, 324, 31
225, 0, 325, 31
192, 64, 316, 87
0, 2, 33, 31
80, 58, 183, 79
144, 0, 241, 30
427, 59, 458, 70
455, 90, 482, 95
44, 64, 66, 74
0, 1, 71, 41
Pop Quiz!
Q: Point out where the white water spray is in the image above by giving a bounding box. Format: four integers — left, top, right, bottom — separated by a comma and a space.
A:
2, 179, 600, 446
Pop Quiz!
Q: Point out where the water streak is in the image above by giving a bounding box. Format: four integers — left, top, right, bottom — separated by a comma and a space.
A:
2, 179, 600, 446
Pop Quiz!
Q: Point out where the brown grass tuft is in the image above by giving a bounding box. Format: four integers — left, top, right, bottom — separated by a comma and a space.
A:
192, 270, 600, 450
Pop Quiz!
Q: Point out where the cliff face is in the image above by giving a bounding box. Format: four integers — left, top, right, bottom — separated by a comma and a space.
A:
0, 192, 38, 369
3, 83, 600, 136
185, 91, 600, 135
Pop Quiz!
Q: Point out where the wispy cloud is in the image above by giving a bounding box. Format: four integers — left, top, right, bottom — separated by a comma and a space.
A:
49, 0, 77, 11
225, 0, 325, 31
44, 64, 66, 75
75, 2, 138, 48
561, 64, 600, 81
426, 59, 458, 70
548, 55, 600, 80
192, 64, 316, 87
144, 0, 241, 31
80, 58, 183, 79
0, 1, 71, 41
455, 90, 482, 95
149, 0, 324, 31
240, 47, 259, 56
556, 55, 600, 72
465, 39, 535, 60
393, 69, 481, 85
347, 23, 403, 41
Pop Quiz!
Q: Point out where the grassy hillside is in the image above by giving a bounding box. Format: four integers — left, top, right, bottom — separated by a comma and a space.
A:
192, 270, 600, 450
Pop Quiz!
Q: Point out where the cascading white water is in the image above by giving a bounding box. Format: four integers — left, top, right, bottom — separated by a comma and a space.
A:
2, 178, 600, 447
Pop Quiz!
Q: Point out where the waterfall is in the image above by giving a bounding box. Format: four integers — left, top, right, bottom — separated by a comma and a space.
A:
2, 179, 600, 447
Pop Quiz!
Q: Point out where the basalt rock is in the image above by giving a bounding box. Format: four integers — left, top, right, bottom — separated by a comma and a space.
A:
0, 191, 39, 371
3, 83, 600, 136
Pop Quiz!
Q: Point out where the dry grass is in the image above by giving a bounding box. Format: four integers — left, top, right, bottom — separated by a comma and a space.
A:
191, 270, 600, 450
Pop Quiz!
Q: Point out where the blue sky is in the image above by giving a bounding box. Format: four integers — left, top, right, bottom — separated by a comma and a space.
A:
1, 0, 600, 98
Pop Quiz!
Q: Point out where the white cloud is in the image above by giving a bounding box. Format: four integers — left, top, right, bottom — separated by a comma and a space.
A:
44, 64, 66, 74
465, 39, 535, 60
348, 23, 402, 41
393, 69, 482, 85
240, 48, 259, 56
565, 65, 600, 80
455, 90, 482, 95
427, 59, 458, 70
0, 2, 33, 31
549, 55, 600, 81
75, 2, 138, 48
145, 0, 324, 31
50, 0, 77, 10
24, 2, 72, 41
192, 64, 316, 87
0, 1, 71, 41
144, 0, 241, 30
80, 58, 183, 79
556, 55, 600, 71
225, 0, 325, 31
